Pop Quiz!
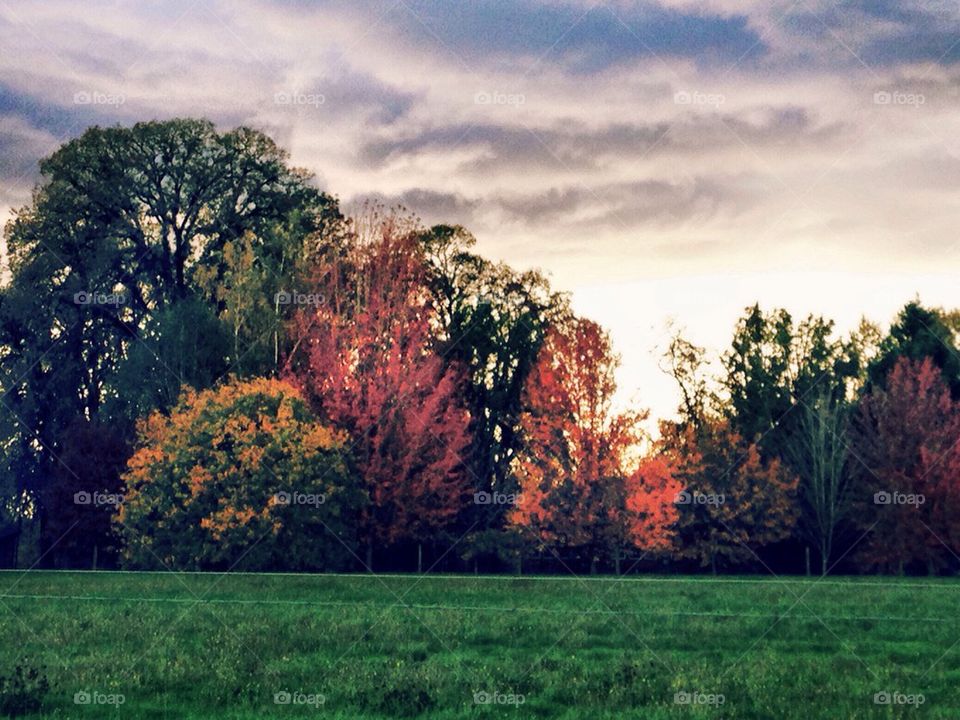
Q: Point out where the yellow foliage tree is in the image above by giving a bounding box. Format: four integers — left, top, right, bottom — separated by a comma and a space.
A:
118, 377, 364, 570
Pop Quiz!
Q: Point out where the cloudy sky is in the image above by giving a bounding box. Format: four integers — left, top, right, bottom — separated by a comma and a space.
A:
2, 0, 959, 422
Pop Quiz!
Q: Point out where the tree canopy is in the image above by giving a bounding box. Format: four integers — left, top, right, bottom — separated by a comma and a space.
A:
3, 120, 959, 577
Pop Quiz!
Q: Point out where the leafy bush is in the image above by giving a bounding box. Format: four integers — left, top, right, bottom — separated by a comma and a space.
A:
117, 377, 365, 571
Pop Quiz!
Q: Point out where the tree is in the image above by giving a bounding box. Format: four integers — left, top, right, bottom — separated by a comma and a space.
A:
605, 455, 683, 573
851, 357, 960, 573
784, 389, 854, 575
0, 119, 343, 552
722, 306, 856, 461
662, 326, 800, 572
868, 302, 960, 397
708, 308, 873, 572
723, 305, 794, 452
418, 224, 562, 561
510, 316, 679, 571
38, 419, 129, 569
107, 297, 232, 423
118, 378, 363, 571
287, 217, 472, 570
661, 418, 798, 573
661, 331, 712, 431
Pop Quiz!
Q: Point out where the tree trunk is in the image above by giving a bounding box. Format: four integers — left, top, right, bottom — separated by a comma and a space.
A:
417, 543, 423, 574
614, 548, 621, 576
805, 546, 810, 577
590, 556, 598, 575
92, 544, 98, 571
273, 259, 283, 370
821, 550, 828, 577
12, 517, 21, 569
365, 544, 373, 572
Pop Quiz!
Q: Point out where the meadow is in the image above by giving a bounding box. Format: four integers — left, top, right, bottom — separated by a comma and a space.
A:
0, 571, 955, 718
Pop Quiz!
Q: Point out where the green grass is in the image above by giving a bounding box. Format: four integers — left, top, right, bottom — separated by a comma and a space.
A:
0, 571, 957, 718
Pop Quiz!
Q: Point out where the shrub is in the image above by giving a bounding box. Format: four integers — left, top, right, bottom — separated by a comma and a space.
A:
117, 377, 364, 571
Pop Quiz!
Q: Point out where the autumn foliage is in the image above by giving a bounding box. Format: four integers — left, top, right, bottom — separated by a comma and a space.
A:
286, 219, 471, 561
108, 231, 960, 577
851, 357, 960, 573
661, 419, 798, 572
12, 123, 960, 576
118, 378, 363, 571
510, 317, 681, 567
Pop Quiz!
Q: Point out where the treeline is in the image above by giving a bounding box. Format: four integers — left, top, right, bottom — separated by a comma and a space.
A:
1, 119, 959, 576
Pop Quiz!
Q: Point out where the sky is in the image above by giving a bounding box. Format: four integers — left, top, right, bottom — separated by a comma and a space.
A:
1, 0, 959, 424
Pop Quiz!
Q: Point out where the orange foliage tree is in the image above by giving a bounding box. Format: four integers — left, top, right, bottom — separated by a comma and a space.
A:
510, 316, 680, 572
852, 357, 960, 573
661, 418, 798, 573
117, 378, 363, 570
286, 217, 471, 568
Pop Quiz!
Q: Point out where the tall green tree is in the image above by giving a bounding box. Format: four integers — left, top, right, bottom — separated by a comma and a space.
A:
669, 313, 865, 573
722, 306, 862, 458
868, 301, 960, 397
418, 225, 563, 559
0, 119, 343, 560
723, 305, 793, 450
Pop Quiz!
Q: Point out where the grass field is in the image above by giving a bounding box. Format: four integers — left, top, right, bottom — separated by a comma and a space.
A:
0, 571, 956, 718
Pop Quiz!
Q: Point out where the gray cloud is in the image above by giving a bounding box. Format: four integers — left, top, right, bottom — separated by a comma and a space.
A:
0, 115, 61, 211
359, 107, 846, 173
353, 175, 762, 236
346, 188, 483, 227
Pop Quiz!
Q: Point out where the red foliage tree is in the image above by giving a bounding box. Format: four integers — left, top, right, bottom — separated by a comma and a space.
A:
853, 357, 960, 573
287, 218, 471, 568
510, 316, 680, 571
